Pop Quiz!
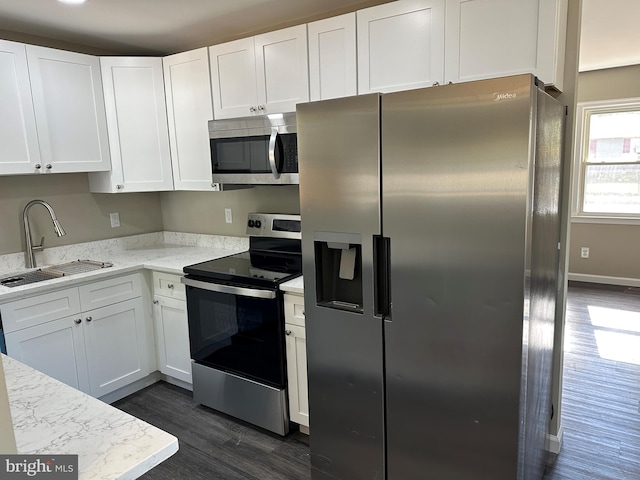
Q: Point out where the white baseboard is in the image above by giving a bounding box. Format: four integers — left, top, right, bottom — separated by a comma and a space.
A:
568, 273, 640, 288
547, 424, 564, 455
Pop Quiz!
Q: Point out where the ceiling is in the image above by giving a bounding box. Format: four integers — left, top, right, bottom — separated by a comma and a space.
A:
579, 0, 640, 71
0, 0, 389, 56
0, 0, 638, 71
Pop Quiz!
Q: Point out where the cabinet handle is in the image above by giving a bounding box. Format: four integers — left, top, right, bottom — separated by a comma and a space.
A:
34, 164, 41, 170
45, 164, 52, 170
250, 106, 257, 113
86, 316, 92, 322
74, 318, 82, 325
116, 184, 124, 190
153, 300, 159, 304
432, 82, 440, 87
167, 283, 174, 289
285, 329, 292, 336
258, 105, 265, 112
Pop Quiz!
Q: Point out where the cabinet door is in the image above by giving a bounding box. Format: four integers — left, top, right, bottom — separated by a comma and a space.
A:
82, 298, 149, 398
209, 37, 259, 119
255, 25, 309, 114
357, 0, 445, 94
26, 45, 110, 173
445, 0, 538, 84
285, 324, 309, 427
154, 295, 192, 384
308, 13, 357, 101
5, 315, 90, 394
0, 40, 41, 175
90, 57, 174, 192
164, 48, 217, 191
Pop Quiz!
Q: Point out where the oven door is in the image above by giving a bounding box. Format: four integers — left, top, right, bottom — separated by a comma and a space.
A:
183, 277, 286, 388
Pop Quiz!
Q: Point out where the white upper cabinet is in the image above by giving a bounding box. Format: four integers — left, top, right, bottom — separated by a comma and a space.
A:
90, 57, 174, 193
210, 25, 309, 119
163, 48, 216, 191
357, 0, 445, 94
26, 45, 111, 173
0, 40, 41, 175
444, 0, 567, 90
308, 13, 357, 101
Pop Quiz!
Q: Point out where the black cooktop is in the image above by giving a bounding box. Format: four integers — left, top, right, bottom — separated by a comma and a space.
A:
183, 237, 302, 289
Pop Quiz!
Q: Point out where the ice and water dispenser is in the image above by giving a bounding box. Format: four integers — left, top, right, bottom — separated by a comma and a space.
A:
314, 236, 363, 313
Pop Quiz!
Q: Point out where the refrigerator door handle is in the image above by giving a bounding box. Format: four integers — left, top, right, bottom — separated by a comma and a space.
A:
373, 235, 391, 319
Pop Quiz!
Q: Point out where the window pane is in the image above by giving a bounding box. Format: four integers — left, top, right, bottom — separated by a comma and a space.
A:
587, 111, 640, 163
584, 164, 640, 213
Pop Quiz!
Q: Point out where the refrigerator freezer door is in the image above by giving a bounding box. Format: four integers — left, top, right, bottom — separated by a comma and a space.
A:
382, 75, 537, 479
298, 94, 385, 480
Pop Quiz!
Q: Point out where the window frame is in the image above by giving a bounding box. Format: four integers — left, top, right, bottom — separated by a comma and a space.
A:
572, 97, 640, 225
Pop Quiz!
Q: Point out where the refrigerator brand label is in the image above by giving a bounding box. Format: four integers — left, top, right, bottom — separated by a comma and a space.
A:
493, 92, 517, 101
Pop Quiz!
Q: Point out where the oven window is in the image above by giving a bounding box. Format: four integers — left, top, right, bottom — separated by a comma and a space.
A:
186, 286, 285, 388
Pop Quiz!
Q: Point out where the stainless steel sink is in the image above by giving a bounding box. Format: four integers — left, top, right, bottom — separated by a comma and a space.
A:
0, 260, 113, 288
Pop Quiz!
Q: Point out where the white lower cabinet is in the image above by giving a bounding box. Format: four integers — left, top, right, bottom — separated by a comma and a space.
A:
4, 314, 90, 393
152, 272, 192, 386
2, 273, 150, 399
284, 293, 309, 431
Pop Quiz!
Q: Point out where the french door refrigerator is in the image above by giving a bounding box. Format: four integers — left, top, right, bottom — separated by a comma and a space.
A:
297, 74, 565, 480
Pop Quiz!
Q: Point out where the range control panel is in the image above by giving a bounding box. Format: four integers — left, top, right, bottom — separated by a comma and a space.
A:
246, 213, 301, 239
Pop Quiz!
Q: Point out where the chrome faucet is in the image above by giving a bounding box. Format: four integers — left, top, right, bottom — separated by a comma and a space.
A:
23, 200, 66, 269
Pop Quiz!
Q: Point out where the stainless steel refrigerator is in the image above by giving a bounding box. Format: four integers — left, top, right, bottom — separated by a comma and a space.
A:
297, 74, 565, 480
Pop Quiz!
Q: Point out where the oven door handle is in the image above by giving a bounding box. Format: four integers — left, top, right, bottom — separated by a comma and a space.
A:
182, 277, 276, 299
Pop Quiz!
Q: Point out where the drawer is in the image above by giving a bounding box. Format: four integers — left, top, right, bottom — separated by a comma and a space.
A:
79, 273, 142, 311
152, 271, 185, 299
284, 293, 305, 327
1, 287, 81, 333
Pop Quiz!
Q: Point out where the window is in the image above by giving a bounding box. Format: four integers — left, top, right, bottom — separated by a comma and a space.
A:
574, 99, 640, 221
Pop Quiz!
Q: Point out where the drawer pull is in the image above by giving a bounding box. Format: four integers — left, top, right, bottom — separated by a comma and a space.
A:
167, 284, 174, 289
285, 330, 292, 336
74, 318, 82, 324
86, 316, 92, 322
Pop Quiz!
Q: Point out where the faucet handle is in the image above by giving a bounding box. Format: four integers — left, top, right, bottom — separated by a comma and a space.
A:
33, 236, 45, 250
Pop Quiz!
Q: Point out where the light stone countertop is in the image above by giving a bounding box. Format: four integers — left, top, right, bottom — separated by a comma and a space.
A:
280, 275, 304, 295
0, 232, 249, 303
3, 354, 178, 480
0, 232, 304, 303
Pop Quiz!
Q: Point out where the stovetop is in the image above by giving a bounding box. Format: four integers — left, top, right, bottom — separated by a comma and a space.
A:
184, 251, 301, 287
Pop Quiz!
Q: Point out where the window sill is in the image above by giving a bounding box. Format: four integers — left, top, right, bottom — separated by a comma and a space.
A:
571, 215, 640, 226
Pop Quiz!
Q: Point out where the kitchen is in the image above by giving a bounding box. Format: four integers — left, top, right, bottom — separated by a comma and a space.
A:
0, 0, 638, 478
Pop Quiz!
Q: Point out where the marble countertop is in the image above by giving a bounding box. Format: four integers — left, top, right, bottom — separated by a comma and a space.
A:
0, 232, 304, 303
0, 233, 248, 303
280, 275, 304, 295
3, 354, 178, 480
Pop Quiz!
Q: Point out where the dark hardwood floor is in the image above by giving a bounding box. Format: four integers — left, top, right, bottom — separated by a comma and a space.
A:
114, 283, 640, 479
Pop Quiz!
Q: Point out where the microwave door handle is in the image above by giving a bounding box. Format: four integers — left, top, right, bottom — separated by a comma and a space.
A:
268, 128, 281, 180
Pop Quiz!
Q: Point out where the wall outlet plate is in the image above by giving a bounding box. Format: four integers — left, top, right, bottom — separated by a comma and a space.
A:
110, 212, 120, 228
225, 208, 233, 224
580, 247, 589, 259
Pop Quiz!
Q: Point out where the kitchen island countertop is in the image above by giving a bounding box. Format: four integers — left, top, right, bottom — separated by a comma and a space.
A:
2, 353, 178, 479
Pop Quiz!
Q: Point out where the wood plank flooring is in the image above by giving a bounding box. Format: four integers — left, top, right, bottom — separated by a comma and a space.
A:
543, 283, 640, 480
114, 283, 640, 479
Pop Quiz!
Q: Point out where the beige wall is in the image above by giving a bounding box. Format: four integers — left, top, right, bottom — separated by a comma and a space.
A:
160, 186, 300, 236
0, 174, 163, 256
568, 64, 640, 279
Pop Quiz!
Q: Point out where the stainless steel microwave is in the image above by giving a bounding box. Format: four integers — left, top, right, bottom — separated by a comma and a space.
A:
209, 113, 298, 185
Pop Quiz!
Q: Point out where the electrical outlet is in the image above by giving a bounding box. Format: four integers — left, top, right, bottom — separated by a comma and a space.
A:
110, 212, 120, 228
580, 247, 590, 259
225, 208, 233, 224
